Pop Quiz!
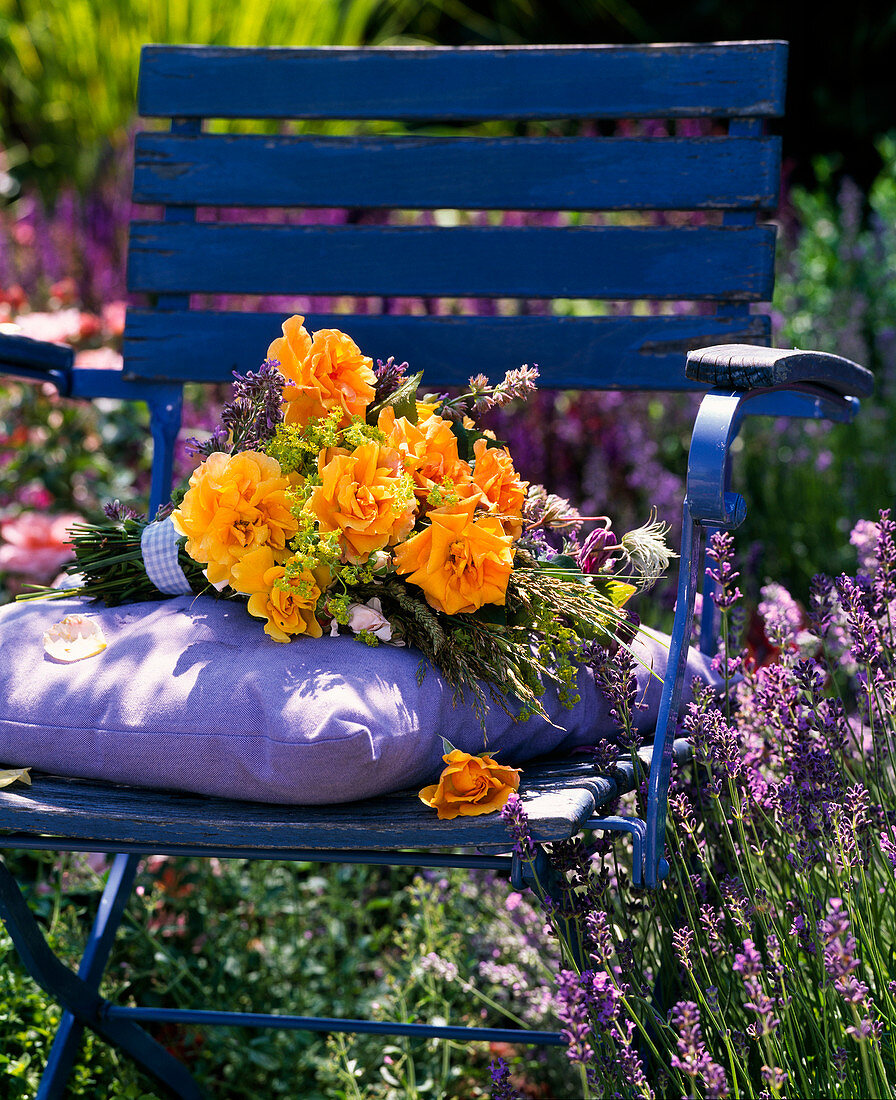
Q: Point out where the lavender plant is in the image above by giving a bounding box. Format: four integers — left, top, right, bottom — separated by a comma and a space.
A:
497, 510, 896, 1099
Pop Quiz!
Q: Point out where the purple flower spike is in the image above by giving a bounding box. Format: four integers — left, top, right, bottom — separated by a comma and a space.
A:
669, 1000, 729, 1100
556, 968, 596, 1066
501, 792, 536, 863
489, 1058, 522, 1100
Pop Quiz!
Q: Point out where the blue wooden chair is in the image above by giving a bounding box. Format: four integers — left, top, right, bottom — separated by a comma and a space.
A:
0, 42, 873, 1097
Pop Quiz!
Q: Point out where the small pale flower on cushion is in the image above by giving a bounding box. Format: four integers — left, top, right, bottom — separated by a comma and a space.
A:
419, 749, 521, 819
0, 512, 82, 585
394, 499, 514, 615
345, 597, 394, 642
269, 316, 376, 429
230, 547, 325, 643
171, 450, 298, 587
469, 437, 528, 539
309, 441, 417, 565
0, 768, 30, 789
43, 614, 107, 661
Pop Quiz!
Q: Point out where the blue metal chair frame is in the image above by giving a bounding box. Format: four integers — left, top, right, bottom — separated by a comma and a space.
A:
0, 43, 874, 1098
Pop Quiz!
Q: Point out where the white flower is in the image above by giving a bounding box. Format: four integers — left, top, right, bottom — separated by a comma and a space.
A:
621, 511, 676, 592
368, 550, 393, 576
43, 614, 107, 661
346, 597, 395, 642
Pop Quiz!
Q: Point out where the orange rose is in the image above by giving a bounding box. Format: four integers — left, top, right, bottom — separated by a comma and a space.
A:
419, 749, 521, 819
377, 406, 472, 503
268, 316, 376, 429
229, 547, 325, 643
470, 438, 528, 539
171, 451, 298, 587
393, 499, 514, 615
309, 440, 417, 564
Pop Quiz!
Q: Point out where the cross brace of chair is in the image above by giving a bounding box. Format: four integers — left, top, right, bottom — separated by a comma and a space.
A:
0, 845, 570, 1098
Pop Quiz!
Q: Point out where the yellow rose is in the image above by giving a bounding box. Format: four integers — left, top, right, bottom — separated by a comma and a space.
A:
470, 438, 529, 539
419, 749, 521, 820
268, 316, 376, 429
229, 547, 325, 643
171, 451, 298, 587
309, 440, 417, 564
377, 407, 472, 504
393, 499, 514, 615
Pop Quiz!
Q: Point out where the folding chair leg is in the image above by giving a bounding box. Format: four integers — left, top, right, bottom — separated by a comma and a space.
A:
0, 855, 203, 1099
39, 854, 139, 1100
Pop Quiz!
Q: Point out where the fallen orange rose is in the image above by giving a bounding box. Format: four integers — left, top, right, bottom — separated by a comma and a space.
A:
419, 748, 521, 820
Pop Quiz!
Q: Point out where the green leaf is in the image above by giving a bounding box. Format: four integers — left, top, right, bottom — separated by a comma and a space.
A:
545, 553, 580, 571
449, 419, 507, 461
449, 418, 472, 460
440, 736, 457, 755
471, 603, 508, 626
606, 579, 637, 607
366, 371, 423, 425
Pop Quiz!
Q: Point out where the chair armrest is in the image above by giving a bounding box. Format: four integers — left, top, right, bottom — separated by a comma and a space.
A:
642, 342, 871, 887
0, 333, 75, 397
686, 343, 874, 399
685, 344, 871, 529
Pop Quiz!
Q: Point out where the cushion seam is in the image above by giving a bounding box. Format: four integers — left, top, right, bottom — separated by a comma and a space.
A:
0, 716, 422, 748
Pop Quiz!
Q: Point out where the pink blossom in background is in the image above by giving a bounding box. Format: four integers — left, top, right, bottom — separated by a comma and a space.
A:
0, 511, 82, 584
101, 300, 127, 337
75, 346, 123, 370
11, 309, 84, 344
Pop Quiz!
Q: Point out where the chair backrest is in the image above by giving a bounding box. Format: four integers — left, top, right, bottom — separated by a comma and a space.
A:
125, 42, 786, 400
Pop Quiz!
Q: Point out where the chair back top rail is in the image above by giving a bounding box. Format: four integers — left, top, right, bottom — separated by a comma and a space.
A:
137, 42, 788, 120
121, 42, 786, 393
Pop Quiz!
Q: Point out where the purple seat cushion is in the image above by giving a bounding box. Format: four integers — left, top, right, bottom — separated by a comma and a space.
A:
0, 595, 715, 804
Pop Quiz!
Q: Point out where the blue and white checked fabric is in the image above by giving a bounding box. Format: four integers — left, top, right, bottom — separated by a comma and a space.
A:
140, 516, 193, 595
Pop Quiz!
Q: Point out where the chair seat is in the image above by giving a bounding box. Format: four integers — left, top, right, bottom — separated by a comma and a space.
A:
0, 739, 691, 854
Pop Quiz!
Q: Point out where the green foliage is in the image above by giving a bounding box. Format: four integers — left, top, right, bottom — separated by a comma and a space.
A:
0, 853, 572, 1096
0, 0, 390, 198
735, 135, 896, 599
0, 383, 151, 518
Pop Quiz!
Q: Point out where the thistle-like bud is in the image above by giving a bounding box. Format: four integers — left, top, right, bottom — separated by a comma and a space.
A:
621, 510, 675, 591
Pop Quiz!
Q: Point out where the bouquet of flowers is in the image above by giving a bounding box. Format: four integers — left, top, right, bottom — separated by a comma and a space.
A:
36, 315, 672, 729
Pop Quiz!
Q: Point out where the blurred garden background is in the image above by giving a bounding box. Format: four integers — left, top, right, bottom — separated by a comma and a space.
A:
1, 2, 895, 1097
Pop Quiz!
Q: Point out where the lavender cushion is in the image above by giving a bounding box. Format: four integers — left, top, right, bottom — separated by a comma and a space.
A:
0, 595, 714, 804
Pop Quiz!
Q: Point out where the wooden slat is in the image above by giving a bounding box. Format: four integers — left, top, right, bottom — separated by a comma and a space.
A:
137, 43, 788, 121
0, 764, 602, 850
122, 310, 770, 390
126, 224, 775, 300
133, 133, 781, 211
0, 741, 692, 853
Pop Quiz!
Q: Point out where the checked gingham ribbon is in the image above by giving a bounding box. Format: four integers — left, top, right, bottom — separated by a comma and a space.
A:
140, 516, 193, 596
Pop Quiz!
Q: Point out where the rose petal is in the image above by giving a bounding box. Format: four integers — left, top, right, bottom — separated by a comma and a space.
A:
0, 767, 30, 789
43, 615, 107, 662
